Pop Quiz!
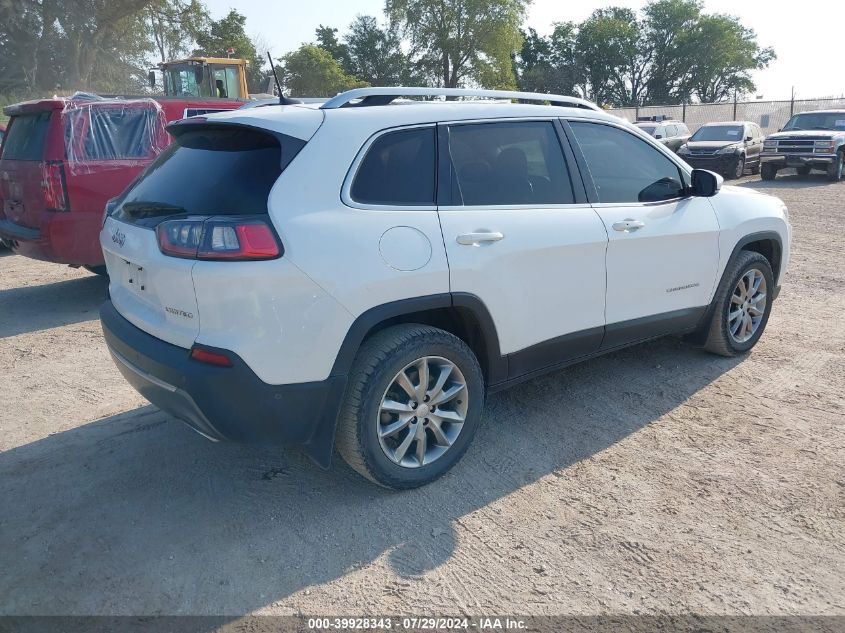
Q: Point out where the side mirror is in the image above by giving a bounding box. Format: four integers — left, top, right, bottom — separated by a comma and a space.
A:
745, 135, 753, 141
655, 134, 663, 139
148, 70, 156, 88
691, 169, 722, 197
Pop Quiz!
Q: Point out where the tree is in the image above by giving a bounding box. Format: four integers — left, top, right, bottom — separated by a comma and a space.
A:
47, 0, 154, 91
315, 25, 353, 74
278, 45, 367, 97
682, 14, 775, 102
575, 7, 648, 107
146, 0, 208, 63
641, 0, 701, 104
344, 15, 423, 86
193, 9, 265, 92
516, 23, 580, 96
385, 0, 528, 89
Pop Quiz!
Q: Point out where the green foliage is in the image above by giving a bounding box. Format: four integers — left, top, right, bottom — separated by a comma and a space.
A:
278, 45, 368, 98
344, 16, 425, 86
315, 25, 353, 74
682, 14, 776, 103
516, 0, 774, 106
386, 0, 528, 89
147, 0, 209, 63
192, 9, 265, 92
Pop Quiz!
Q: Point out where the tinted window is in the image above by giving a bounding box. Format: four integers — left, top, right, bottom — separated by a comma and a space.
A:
2, 111, 51, 160
351, 127, 435, 206
570, 121, 685, 204
114, 127, 295, 224
448, 121, 574, 206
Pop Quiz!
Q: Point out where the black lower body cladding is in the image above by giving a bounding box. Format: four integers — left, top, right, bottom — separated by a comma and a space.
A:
99, 301, 346, 467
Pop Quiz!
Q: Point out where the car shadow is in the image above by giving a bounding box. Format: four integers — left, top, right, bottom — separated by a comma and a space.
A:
0, 275, 108, 339
0, 337, 742, 617
737, 171, 834, 189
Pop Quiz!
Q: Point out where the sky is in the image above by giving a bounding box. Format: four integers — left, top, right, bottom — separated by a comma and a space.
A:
204, 0, 845, 101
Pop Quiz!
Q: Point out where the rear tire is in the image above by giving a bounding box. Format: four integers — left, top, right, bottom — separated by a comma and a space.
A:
83, 265, 108, 276
750, 162, 760, 175
761, 164, 778, 181
336, 324, 484, 489
703, 250, 774, 357
826, 151, 843, 182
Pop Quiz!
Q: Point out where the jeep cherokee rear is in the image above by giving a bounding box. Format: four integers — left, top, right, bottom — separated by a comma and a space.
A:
99, 88, 791, 489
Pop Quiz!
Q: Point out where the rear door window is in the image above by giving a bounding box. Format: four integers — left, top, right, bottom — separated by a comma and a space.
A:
113, 126, 303, 225
350, 127, 436, 206
64, 106, 162, 161
1, 111, 51, 160
447, 121, 574, 206
570, 121, 685, 204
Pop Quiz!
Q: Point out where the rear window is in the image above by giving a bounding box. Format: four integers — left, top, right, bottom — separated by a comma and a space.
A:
64, 106, 162, 161
1, 112, 51, 160
113, 126, 303, 224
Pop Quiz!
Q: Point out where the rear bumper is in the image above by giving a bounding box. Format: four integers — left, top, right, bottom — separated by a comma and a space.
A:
100, 300, 347, 467
0, 210, 104, 265
760, 153, 837, 166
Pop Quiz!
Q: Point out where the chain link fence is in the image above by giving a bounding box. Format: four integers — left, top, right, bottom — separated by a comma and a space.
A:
608, 97, 845, 135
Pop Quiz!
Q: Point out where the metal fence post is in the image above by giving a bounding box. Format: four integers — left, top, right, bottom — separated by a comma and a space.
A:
733, 90, 738, 120
790, 87, 795, 117
682, 101, 686, 122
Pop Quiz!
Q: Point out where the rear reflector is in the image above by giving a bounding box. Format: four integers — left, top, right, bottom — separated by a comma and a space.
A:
190, 346, 233, 367
156, 217, 281, 261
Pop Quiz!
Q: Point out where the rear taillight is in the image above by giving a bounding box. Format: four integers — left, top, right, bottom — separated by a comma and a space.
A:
41, 162, 68, 211
156, 217, 282, 261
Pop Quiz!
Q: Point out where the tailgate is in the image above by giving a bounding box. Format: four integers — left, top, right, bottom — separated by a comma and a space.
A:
101, 216, 200, 349
0, 109, 56, 227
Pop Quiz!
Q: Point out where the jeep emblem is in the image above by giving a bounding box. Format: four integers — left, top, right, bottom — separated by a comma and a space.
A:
111, 227, 126, 247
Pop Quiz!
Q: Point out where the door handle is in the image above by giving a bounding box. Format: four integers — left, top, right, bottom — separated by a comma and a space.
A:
456, 231, 504, 245
612, 219, 645, 232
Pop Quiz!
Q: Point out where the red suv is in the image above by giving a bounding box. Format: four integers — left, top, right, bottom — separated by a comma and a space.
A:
0, 96, 241, 272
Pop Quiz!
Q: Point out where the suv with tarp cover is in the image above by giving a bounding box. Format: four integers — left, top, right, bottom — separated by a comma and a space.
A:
0, 93, 241, 271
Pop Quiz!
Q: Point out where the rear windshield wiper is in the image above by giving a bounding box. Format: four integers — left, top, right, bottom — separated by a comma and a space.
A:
120, 201, 187, 219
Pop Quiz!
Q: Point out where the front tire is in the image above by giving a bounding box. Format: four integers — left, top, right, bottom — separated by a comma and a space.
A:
336, 324, 485, 489
703, 250, 774, 357
761, 164, 778, 181
826, 151, 843, 182
730, 155, 745, 179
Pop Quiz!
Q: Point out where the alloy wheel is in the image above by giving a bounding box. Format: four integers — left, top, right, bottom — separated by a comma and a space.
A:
377, 356, 468, 468
728, 268, 767, 343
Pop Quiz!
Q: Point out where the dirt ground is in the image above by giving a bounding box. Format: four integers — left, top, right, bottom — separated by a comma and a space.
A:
0, 171, 842, 618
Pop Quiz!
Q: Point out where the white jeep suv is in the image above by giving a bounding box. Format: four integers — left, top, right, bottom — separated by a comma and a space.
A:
99, 88, 791, 489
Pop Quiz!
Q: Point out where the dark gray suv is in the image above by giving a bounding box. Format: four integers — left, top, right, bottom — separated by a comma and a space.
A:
677, 121, 764, 179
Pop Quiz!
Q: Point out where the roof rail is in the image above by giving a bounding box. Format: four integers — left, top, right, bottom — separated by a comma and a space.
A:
320, 87, 602, 111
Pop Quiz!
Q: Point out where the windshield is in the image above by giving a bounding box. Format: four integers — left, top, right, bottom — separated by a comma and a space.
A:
782, 112, 845, 131
690, 125, 744, 142
635, 124, 657, 135
163, 63, 213, 98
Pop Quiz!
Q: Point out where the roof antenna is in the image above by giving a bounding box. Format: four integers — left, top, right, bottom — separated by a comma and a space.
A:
267, 52, 299, 105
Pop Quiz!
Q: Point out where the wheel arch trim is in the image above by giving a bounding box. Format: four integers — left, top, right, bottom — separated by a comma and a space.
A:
329, 292, 507, 385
